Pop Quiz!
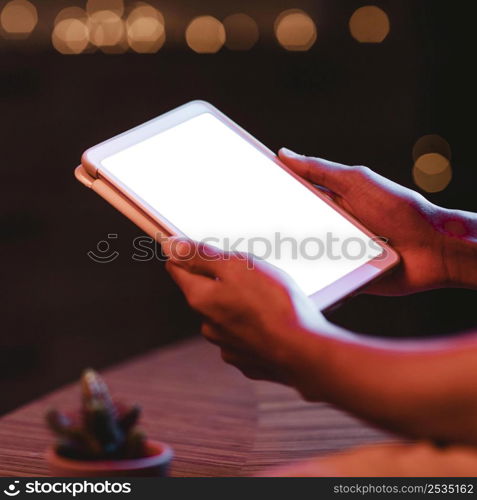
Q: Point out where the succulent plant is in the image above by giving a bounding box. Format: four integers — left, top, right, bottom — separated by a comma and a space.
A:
46, 369, 147, 460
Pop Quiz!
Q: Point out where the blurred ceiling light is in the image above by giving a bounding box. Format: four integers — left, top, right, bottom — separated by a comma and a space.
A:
52, 18, 89, 55
274, 9, 317, 51
86, 0, 124, 16
414, 152, 450, 176
0, 0, 38, 39
55, 7, 88, 24
412, 134, 451, 162
127, 4, 165, 53
349, 6, 390, 43
413, 153, 452, 193
223, 13, 259, 51
185, 15, 225, 54
89, 10, 127, 53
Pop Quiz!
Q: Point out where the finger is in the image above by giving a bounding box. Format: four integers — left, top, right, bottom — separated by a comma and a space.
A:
201, 322, 244, 349
201, 322, 226, 347
162, 237, 239, 279
220, 349, 272, 381
278, 147, 354, 196
166, 261, 219, 313
163, 237, 256, 281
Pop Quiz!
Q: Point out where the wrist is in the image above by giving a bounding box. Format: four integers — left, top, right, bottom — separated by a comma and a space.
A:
277, 321, 343, 402
434, 207, 477, 289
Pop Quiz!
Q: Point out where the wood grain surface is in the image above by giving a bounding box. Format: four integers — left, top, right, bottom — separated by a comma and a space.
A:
0, 337, 395, 477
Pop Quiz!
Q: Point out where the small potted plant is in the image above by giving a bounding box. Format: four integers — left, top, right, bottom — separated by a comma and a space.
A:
45, 369, 173, 477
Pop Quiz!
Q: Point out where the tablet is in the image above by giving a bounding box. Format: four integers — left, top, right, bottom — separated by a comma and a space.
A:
77, 100, 399, 311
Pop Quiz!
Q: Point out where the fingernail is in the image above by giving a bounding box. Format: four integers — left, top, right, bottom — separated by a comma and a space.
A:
279, 147, 300, 158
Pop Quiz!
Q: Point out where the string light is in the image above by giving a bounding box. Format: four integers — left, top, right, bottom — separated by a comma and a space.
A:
127, 4, 165, 53
86, 0, 124, 17
0, 0, 38, 39
413, 153, 452, 193
223, 13, 259, 51
274, 9, 317, 51
52, 17, 89, 55
412, 135, 453, 193
349, 6, 390, 43
412, 134, 451, 162
185, 15, 225, 54
89, 9, 127, 53
55, 7, 88, 24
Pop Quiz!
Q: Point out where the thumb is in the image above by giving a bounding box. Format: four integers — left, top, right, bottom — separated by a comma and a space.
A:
279, 148, 353, 196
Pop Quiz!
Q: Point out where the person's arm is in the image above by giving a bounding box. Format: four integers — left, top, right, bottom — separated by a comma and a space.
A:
285, 320, 477, 447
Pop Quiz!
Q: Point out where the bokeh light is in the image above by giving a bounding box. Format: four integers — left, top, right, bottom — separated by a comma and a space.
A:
223, 13, 259, 51
413, 153, 452, 193
89, 10, 127, 54
55, 7, 89, 24
86, 0, 124, 17
412, 134, 451, 162
127, 4, 165, 53
52, 18, 89, 55
349, 6, 390, 43
274, 9, 317, 51
185, 16, 225, 54
0, 0, 38, 39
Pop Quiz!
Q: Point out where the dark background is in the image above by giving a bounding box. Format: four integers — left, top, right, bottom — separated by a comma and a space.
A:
1, 0, 476, 414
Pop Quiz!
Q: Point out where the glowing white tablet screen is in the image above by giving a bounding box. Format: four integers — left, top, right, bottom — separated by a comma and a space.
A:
101, 113, 382, 294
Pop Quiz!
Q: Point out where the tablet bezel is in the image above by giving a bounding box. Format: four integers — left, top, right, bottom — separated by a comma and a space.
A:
82, 100, 400, 311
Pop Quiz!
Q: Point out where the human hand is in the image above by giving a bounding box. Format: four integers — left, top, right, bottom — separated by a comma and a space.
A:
162, 238, 325, 385
162, 240, 477, 448
279, 148, 448, 295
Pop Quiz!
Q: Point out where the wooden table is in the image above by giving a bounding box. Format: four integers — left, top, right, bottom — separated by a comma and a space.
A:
0, 337, 394, 477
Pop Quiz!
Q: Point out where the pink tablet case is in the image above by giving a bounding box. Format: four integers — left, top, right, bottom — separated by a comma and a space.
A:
75, 165, 171, 241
